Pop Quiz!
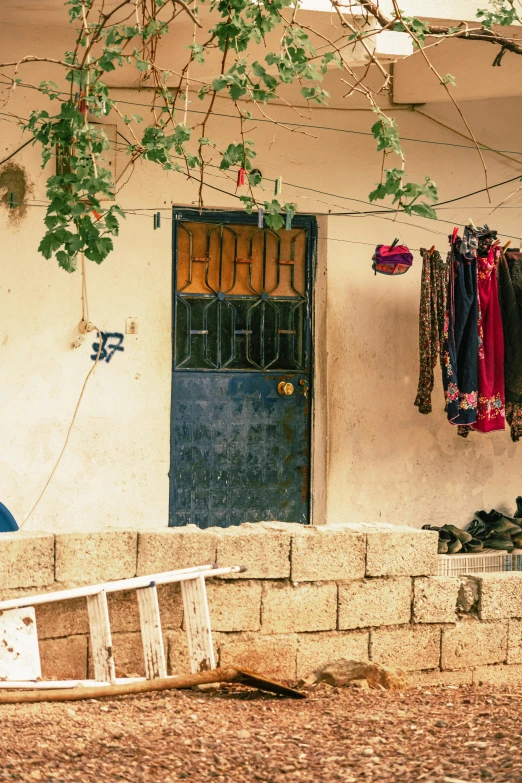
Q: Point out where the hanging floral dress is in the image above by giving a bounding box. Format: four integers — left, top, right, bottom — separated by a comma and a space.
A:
414, 248, 448, 414
471, 246, 505, 432
442, 236, 479, 426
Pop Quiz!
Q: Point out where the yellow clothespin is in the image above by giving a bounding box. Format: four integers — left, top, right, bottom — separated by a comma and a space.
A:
468, 218, 477, 230
503, 240, 511, 253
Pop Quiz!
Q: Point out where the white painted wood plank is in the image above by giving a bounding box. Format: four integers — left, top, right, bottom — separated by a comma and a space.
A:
0, 607, 41, 681
181, 575, 215, 674
137, 584, 167, 679
0, 565, 245, 613
0, 677, 146, 690
86, 591, 116, 684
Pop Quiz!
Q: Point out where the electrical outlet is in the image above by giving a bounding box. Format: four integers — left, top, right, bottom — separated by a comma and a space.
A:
126, 317, 139, 335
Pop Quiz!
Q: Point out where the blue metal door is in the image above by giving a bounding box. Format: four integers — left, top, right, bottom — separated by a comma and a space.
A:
169, 210, 316, 528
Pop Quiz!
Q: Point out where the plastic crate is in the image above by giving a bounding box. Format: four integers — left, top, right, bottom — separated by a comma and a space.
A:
437, 549, 511, 577
513, 549, 522, 571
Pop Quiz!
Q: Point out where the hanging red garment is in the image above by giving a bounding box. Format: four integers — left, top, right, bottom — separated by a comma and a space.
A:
471, 246, 505, 432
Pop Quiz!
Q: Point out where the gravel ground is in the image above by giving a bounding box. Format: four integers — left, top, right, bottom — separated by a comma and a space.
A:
0, 682, 521, 782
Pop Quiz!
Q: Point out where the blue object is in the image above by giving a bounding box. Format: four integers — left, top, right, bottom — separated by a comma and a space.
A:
0, 502, 19, 532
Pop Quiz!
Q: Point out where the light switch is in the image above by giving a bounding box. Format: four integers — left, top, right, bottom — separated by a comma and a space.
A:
126, 317, 139, 335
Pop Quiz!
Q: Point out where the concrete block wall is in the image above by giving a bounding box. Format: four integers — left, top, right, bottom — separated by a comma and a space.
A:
3, 523, 522, 685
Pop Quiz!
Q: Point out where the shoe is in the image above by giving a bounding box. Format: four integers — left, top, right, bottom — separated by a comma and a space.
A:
463, 538, 483, 553
485, 535, 514, 552
515, 497, 522, 519
512, 534, 522, 548
446, 532, 463, 554
438, 540, 449, 554
468, 518, 489, 540
475, 510, 521, 535
442, 524, 472, 544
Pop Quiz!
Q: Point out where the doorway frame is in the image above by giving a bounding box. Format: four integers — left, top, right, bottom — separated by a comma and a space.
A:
170, 206, 325, 526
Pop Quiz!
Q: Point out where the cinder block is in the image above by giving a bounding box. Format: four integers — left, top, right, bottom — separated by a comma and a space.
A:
262, 582, 337, 633
0, 532, 54, 589
365, 528, 438, 577
476, 573, 522, 620
291, 528, 365, 582
219, 632, 297, 680
472, 664, 522, 686
36, 598, 89, 640
413, 577, 459, 624
106, 585, 183, 634
104, 631, 169, 678
296, 631, 369, 679
370, 625, 441, 671
408, 669, 473, 687
55, 531, 137, 583
206, 580, 261, 632
442, 619, 507, 670
508, 618, 522, 664
137, 526, 218, 575
338, 578, 411, 630
166, 630, 222, 676
40, 635, 88, 680
216, 524, 291, 579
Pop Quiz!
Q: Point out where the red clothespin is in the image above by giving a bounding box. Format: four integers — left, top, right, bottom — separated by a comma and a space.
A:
237, 168, 246, 188
451, 227, 459, 244
92, 210, 102, 222
428, 245, 435, 256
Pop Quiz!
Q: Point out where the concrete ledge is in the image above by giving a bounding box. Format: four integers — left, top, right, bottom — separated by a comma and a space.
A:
216, 524, 291, 579
291, 528, 365, 582
55, 531, 138, 583
0, 532, 54, 589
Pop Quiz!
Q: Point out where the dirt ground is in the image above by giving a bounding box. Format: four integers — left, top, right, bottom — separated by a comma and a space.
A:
0, 682, 520, 783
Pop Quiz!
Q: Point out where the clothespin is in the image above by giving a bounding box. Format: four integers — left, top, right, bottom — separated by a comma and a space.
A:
257, 206, 264, 228
389, 237, 399, 251
285, 211, 292, 231
237, 168, 246, 188
468, 217, 477, 230
153, 213, 158, 230
98, 96, 106, 114
503, 240, 511, 253
9, 192, 15, 209
156, 211, 161, 228
274, 176, 283, 196
92, 209, 102, 222
428, 245, 435, 256
451, 227, 459, 244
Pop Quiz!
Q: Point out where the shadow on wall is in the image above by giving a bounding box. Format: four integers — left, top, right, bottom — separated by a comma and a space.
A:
0, 162, 32, 226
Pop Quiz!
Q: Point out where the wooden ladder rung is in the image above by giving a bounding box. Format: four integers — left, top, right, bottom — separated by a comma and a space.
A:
181, 575, 215, 674
87, 591, 116, 684
136, 583, 167, 680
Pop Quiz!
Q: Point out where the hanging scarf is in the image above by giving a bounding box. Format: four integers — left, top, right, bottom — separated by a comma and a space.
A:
414, 248, 448, 414
499, 250, 522, 441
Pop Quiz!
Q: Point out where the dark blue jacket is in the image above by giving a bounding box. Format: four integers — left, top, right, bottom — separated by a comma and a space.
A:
0, 502, 19, 532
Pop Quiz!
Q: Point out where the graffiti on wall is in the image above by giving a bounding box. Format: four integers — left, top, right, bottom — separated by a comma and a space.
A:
91, 332, 125, 363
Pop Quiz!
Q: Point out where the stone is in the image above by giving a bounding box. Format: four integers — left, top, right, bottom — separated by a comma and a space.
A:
472, 663, 522, 686
407, 669, 474, 688
55, 531, 137, 583
206, 580, 261, 632
40, 635, 88, 680
290, 528, 365, 582
457, 577, 479, 614
507, 618, 522, 664
318, 659, 406, 690
475, 573, 522, 620
215, 524, 291, 579
441, 619, 507, 670
219, 632, 297, 680
296, 631, 369, 679
261, 582, 337, 633
137, 527, 218, 575
35, 597, 89, 640
0, 532, 54, 589
338, 578, 411, 630
413, 576, 460, 624
365, 528, 438, 577
370, 625, 441, 671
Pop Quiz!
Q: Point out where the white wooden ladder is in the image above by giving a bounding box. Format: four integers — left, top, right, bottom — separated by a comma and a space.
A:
0, 563, 244, 689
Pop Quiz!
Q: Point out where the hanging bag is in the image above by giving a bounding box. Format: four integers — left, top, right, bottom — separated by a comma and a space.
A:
372, 244, 413, 276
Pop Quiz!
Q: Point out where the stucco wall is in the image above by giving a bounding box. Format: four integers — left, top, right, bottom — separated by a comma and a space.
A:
2, 18, 522, 530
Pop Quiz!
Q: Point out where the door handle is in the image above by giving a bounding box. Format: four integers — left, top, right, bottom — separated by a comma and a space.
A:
277, 381, 294, 396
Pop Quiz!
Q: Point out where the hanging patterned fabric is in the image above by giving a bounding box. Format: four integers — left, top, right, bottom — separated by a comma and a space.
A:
471, 246, 505, 432
442, 235, 479, 426
499, 250, 522, 441
414, 248, 448, 414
